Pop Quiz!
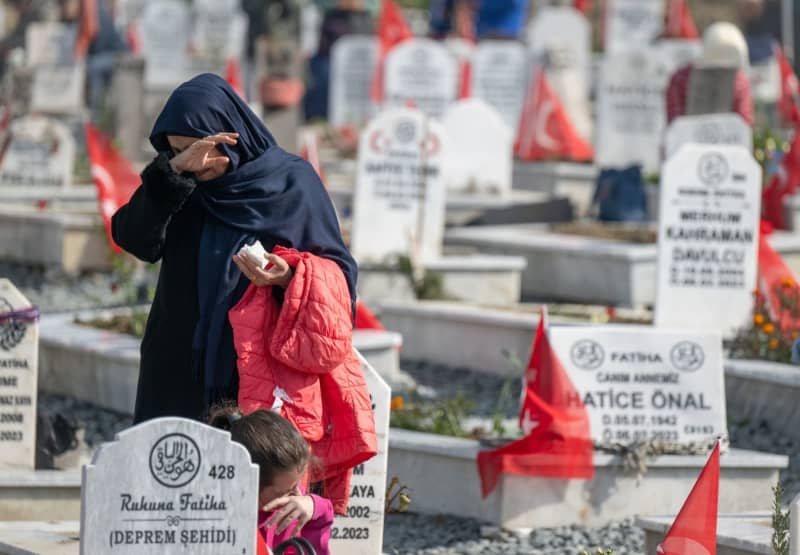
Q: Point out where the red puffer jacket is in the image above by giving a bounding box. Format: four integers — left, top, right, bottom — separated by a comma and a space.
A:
228, 246, 377, 513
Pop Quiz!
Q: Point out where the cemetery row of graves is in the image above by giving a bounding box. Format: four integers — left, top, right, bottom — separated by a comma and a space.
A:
2, 0, 800, 553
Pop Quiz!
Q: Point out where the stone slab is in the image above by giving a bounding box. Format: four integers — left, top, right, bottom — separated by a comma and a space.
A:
38, 311, 402, 414
0, 522, 79, 555
637, 514, 772, 555
511, 161, 598, 216
388, 428, 786, 529
0, 470, 81, 521
358, 255, 526, 307
0, 208, 109, 274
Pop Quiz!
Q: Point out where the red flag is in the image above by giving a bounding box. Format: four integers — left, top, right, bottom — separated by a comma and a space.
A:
369, 0, 413, 103
664, 0, 699, 40
355, 301, 385, 331
574, 0, 592, 15
763, 130, 800, 229
657, 441, 720, 555
515, 69, 593, 162
458, 59, 472, 99
126, 22, 142, 55
776, 44, 800, 125
299, 131, 326, 186
85, 123, 140, 253
225, 58, 246, 100
477, 308, 594, 498
74, 0, 99, 58
256, 533, 269, 555
758, 229, 800, 332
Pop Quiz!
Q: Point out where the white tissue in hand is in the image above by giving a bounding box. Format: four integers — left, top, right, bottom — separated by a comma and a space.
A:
238, 240, 267, 269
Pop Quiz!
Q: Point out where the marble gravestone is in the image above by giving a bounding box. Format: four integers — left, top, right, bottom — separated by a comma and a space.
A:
656, 39, 702, 79
596, 49, 669, 174
80, 418, 259, 554
329, 36, 378, 129
25, 22, 75, 67
139, 0, 192, 89
470, 40, 527, 130
548, 325, 726, 445
383, 38, 458, 119
0, 116, 75, 188
605, 0, 665, 54
350, 107, 448, 264
665, 114, 753, 160
192, 0, 248, 65
329, 353, 390, 555
655, 145, 762, 335
442, 99, 513, 196
0, 280, 38, 470
25, 22, 84, 115
527, 7, 592, 142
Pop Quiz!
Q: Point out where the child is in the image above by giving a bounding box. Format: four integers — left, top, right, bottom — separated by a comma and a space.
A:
209, 405, 334, 554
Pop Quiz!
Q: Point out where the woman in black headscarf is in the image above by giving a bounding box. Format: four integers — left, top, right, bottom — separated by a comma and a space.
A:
112, 74, 356, 423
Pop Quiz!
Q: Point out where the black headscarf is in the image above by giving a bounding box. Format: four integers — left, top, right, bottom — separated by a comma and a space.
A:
150, 74, 356, 402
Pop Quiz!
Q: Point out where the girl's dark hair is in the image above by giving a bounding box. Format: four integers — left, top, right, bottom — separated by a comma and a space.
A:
208, 404, 310, 490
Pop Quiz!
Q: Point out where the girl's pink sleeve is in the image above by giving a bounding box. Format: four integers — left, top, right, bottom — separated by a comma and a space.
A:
300, 494, 334, 555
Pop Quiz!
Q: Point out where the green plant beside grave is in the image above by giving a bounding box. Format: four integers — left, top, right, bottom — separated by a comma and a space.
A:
389, 392, 476, 438
728, 287, 800, 364
772, 483, 790, 555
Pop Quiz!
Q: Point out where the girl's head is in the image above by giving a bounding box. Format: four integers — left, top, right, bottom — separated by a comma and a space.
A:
149, 74, 277, 182
209, 405, 310, 507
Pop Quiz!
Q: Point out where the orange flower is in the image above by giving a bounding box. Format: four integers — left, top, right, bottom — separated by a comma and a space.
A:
754, 313, 765, 326
769, 338, 780, 350
782, 278, 796, 288
390, 396, 405, 412
763, 323, 776, 335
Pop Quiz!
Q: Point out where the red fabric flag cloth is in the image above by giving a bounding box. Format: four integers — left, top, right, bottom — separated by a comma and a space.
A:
355, 301, 385, 330
85, 123, 140, 253
758, 230, 800, 332
74, 0, 99, 58
763, 129, 800, 229
225, 58, 246, 101
657, 441, 721, 555
476, 308, 594, 498
256, 533, 270, 555
369, 0, 413, 103
664, 0, 699, 40
458, 59, 472, 99
574, 0, 592, 15
776, 44, 800, 126
514, 68, 594, 162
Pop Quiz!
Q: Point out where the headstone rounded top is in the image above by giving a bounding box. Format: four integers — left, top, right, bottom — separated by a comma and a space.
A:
665, 114, 753, 160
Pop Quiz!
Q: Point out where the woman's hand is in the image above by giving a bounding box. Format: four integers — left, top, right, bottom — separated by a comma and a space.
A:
232, 252, 293, 288
169, 132, 239, 174
262, 494, 315, 537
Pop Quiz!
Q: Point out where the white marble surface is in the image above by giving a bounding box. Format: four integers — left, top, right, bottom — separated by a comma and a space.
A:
329, 36, 377, 128
665, 114, 753, 160
604, 0, 665, 54
0, 521, 79, 555
638, 514, 772, 555
0, 116, 75, 189
471, 41, 527, 130
80, 418, 259, 554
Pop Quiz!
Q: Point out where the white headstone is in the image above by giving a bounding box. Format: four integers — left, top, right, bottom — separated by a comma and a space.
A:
25, 22, 76, 67
330, 353, 390, 555
30, 63, 86, 115
0, 280, 38, 470
80, 417, 259, 555
192, 1, 248, 63
605, 0, 666, 54
383, 38, 458, 119
655, 145, 762, 334
595, 50, 669, 174
139, 0, 192, 88
0, 116, 75, 188
351, 107, 448, 264
471, 40, 528, 130
329, 36, 378, 128
527, 7, 592, 141
442, 99, 512, 195
656, 39, 702, 78
549, 325, 726, 445
665, 114, 753, 160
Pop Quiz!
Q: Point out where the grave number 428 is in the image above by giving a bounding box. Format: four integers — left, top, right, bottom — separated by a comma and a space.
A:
209, 465, 236, 479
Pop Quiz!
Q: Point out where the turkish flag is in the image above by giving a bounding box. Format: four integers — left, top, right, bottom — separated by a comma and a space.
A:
370, 0, 413, 103
515, 68, 593, 162
85, 123, 140, 253
657, 441, 720, 555
574, 0, 592, 15
476, 308, 594, 498
776, 44, 800, 126
664, 0, 699, 40
74, 0, 99, 58
758, 229, 800, 332
763, 130, 800, 229
225, 58, 246, 101
355, 301, 385, 331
